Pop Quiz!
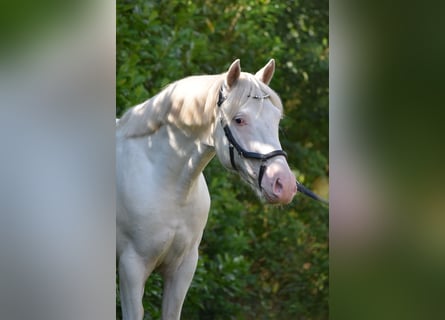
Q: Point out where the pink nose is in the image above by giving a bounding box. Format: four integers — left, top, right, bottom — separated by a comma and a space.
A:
261, 160, 297, 204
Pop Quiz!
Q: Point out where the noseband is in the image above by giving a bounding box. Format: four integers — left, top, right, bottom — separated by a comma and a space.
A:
217, 87, 287, 189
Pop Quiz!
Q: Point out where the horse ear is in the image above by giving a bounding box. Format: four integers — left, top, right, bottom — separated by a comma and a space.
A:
255, 59, 275, 85
225, 59, 241, 88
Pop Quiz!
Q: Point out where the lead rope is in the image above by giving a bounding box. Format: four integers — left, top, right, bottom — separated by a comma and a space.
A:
296, 181, 329, 205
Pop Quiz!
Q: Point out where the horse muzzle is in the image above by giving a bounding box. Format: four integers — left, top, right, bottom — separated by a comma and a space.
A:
260, 159, 297, 204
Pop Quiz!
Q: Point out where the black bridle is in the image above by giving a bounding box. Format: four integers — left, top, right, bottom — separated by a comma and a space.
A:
217, 86, 328, 204
217, 87, 287, 189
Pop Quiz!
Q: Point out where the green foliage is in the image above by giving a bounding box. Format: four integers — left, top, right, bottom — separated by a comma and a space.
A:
117, 0, 328, 318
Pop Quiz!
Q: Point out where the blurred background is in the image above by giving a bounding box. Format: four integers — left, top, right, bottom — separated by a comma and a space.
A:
117, 0, 328, 319
330, 1, 445, 319
0, 1, 115, 320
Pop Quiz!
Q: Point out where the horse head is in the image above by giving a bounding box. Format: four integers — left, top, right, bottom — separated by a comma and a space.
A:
213, 59, 297, 204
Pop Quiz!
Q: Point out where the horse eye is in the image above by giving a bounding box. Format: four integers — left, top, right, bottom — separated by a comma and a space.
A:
234, 118, 245, 125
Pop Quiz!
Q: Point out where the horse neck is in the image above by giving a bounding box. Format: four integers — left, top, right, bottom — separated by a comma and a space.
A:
118, 74, 222, 200
146, 124, 216, 202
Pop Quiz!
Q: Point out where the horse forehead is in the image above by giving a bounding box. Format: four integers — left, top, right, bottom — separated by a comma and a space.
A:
241, 99, 282, 120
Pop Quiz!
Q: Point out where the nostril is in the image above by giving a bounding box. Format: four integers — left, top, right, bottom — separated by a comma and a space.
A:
273, 178, 283, 195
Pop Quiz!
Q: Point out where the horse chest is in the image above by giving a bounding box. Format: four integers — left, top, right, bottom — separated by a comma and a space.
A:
140, 187, 209, 273
164, 176, 210, 238
120, 171, 210, 261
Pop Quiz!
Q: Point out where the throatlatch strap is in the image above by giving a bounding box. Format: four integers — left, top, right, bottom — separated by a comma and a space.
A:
229, 145, 237, 170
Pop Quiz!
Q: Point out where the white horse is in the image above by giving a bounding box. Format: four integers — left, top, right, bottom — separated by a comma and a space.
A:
116, 59, 297, 320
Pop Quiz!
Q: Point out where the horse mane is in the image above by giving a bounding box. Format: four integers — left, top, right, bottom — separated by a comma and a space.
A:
117, 74, 223, 138
116, 71, 283, 139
